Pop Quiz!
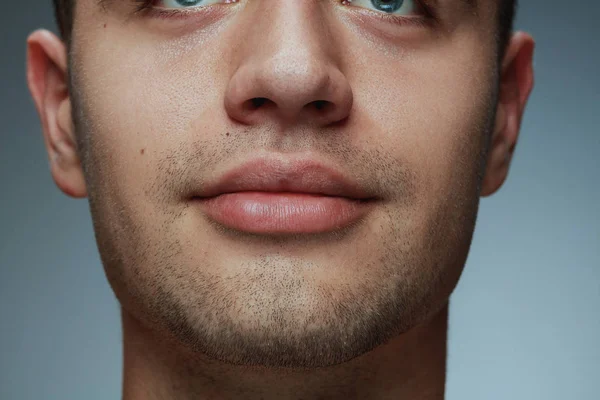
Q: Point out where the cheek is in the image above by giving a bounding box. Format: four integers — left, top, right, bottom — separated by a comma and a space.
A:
349, 36, 494, 207
73, 30, 231, 204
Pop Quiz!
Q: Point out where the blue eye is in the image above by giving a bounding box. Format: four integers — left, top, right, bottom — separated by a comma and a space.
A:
159, 0, 222, 8
346, 0, 418, 15
371, 0, 405, 13
173, 0, 202, 5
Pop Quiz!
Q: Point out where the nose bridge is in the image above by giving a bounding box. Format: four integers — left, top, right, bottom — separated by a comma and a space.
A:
224, 0, 353, 127
245, 1, 333, 72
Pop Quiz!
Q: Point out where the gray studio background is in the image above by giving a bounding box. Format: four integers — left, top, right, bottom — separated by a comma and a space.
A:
1, 1, 598, 399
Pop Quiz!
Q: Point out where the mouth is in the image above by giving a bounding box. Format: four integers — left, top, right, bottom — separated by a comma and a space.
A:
191, 157, 379, 235
194, 191, 376, 234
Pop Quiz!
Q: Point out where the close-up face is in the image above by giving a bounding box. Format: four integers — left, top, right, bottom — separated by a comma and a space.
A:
30, 0, 532, 370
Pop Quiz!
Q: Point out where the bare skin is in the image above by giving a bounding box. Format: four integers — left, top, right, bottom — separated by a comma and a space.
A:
27, 0, 534, 398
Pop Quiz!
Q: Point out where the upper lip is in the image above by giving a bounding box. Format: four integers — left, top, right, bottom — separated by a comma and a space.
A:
194, 157, 377, 200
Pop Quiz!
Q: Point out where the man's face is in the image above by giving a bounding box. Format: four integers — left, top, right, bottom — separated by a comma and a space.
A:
69, 0, 499, 368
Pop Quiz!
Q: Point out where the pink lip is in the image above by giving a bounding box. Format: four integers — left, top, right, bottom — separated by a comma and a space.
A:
193, 158, 378, 234
195, 158, 376, 200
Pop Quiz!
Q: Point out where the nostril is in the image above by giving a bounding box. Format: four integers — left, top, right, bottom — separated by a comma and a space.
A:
313, 100, 330, 111
250, 97, 268, 109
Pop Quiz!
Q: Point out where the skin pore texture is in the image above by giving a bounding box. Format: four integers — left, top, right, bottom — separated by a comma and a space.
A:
26, 0, 534, 399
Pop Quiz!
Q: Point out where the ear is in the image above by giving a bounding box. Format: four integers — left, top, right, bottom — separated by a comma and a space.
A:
481, 31, 535, 197
26, 29, 87, 198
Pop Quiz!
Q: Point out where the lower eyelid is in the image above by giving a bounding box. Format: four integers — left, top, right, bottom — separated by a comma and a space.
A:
133, 1, 237, 24
341, 3, 431, 28
341, 0, 432, 20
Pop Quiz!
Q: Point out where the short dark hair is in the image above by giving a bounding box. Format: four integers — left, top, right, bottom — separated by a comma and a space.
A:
52, 0, 73, 46
52, 0, 517, 62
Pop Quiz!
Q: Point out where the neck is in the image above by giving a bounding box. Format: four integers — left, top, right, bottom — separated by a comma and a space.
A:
121, 303, 448, 400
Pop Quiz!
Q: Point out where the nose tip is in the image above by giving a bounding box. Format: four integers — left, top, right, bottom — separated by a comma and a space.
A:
224, 52, 353, 127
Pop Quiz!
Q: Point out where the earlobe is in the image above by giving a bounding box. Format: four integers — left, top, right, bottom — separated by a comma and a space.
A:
26, 29, 87, 198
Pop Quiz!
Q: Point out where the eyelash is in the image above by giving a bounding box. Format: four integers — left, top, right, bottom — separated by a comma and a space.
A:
131, 0, 436, 26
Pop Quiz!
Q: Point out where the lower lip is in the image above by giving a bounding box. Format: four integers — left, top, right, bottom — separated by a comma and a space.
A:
196, 192, 373, 234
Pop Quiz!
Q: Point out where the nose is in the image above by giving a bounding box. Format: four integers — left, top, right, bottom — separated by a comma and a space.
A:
224, 2, 353, 128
